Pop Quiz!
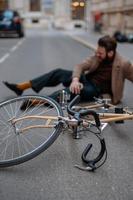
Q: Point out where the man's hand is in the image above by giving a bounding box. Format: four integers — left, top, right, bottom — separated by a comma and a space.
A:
70, 77, 83, 94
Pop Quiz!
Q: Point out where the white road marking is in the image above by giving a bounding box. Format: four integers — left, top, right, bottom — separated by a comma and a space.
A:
10, 46, 18, 52
0, 38, 25, 63
0, 53, 10, 63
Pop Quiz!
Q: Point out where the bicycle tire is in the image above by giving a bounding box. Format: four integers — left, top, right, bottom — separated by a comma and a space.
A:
0, 95, 63, 167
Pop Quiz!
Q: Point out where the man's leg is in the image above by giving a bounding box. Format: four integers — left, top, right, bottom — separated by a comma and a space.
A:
48, 75, 101, 103
48, 82, 100, 103
3, 68, 72, 95
80, 80, 101, 102
31, 68, 72, 93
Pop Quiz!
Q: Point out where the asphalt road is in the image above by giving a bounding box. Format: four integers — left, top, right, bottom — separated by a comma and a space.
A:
0, 28, 133, 200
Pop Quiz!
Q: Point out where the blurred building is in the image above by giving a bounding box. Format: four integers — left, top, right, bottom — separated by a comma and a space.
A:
0, 0, 87, 29
0, 0, 52, 27
54, 0, 86, 29
0, 0, 8, 10
90, 0, 133, 34
10, 0, 46, 26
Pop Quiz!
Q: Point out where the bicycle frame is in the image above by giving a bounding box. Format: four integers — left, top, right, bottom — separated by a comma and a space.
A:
77, 100, 133, 123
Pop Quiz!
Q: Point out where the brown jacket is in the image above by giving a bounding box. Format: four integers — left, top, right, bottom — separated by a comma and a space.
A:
73, 52, 133, 104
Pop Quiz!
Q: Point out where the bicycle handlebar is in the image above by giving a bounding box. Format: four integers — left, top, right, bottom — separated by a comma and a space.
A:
67, 95, 101, 127
67, 95, 107, 171
81, 138, 106, 171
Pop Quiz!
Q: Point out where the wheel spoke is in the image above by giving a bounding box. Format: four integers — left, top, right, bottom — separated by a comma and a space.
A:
0, 95, 62, 167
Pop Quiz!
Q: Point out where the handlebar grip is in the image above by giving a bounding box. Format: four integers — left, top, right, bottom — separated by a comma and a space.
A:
81, 143, 96, 171
82, 143, 93, 163
82, 138, 106, 170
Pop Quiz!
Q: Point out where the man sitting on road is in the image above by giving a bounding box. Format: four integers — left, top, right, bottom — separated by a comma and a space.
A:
3, 35, 133, 105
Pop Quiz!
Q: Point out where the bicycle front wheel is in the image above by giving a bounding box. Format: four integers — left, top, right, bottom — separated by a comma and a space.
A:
0, 95, 63, 167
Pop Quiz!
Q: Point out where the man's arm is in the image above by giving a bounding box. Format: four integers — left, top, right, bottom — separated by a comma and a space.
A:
72, 57, 93, 78
70, 56, 93, 94
123, 61, 133, 81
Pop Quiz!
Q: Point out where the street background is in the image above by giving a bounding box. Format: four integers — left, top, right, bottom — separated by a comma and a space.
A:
0, 27, 132, 200
0, 0, 133, 199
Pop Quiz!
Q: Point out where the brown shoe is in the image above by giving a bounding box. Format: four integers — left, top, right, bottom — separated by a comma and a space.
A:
3, 81, 23, 96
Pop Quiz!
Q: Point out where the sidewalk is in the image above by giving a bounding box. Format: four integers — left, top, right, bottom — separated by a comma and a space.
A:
67, 29, 133, 62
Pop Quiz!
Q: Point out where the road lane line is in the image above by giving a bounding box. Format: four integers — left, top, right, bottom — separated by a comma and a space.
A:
10, 46, 18, 52
18, 39, 24, 46
1, 38, 25, 61
0, 53, 10, 63
10, 39, 24, 52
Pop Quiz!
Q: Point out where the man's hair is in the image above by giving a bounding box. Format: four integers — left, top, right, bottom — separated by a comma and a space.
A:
98, 35, 117, 52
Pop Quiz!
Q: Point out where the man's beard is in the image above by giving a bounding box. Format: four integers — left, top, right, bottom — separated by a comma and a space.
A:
101, 53, 115, 64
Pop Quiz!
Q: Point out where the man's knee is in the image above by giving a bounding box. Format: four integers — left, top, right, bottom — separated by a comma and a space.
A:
53, 68, 64, 74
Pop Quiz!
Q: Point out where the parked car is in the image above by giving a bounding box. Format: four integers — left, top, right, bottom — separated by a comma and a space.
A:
113, 31, 127, 43
127, 33, 133, 43
0, 9, 24, 38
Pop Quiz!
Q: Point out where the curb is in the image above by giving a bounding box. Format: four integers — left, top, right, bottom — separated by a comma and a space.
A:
67, 34, 96, 51
68, 33, 133, 63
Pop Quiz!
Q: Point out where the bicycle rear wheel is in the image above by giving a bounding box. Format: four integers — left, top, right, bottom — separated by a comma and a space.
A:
0, 95, 63, 167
